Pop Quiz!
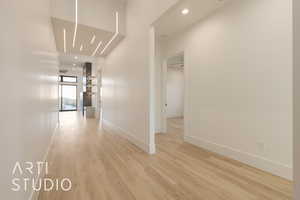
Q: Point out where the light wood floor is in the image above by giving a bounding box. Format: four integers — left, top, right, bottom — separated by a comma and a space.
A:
38, 113, 293, 200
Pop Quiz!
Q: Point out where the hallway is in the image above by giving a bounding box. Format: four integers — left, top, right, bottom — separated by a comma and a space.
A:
1, 0, 299, 199
39, 113, 293, 200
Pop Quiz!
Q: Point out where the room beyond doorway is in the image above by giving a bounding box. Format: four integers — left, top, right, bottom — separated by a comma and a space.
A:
159, 52, 186, 136
166, 54, 185, 119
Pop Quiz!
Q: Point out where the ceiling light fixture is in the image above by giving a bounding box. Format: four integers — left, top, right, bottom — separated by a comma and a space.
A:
101, 12, 119, 55
80, 44, 83, 51
75, 56, 78, 59
92, 41, 103, 56
72, 0, 78, 48
90, 35, 96, 44
73, 64, 76, 66
181, 8, 189, 15
63, 28, 66, 53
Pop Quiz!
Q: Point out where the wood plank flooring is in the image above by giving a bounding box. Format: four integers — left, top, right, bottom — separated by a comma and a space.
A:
38, 113, 293, 200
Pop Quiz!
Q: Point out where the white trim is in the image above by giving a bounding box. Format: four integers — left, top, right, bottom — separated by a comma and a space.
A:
102, 120, 150, 153
183, 48, 190, 140
161, 60, 168, 133
148, 26, 156, 154
29, 123, 59, 200
184, 135, 293, 180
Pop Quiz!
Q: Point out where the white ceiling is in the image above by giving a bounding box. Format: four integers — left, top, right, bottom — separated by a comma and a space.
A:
58, 54, 97, 75
52, 17, 124, 68
154, 0, 231, 36
58, 54, 95, 67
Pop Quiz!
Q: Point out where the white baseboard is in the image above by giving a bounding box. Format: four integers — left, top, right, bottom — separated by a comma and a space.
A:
29, 123, 59, 200
184, 135, 292, 180
102, 120, 150, 153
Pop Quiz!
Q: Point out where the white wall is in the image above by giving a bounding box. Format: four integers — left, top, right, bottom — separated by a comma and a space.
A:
51, 0, 126, 34
294, 0, 300, 197
164, 0, 293, 179
0, 0, 58, 199
102, 0, 178, 152
167, 67, 184, 118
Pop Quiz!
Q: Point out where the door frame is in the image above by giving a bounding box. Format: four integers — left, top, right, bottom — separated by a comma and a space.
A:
59, 84, 78, 112
161, 59, 168, 133
149, 25, 190, 155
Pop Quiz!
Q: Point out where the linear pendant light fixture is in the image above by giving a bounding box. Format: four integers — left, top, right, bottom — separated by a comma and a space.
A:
72, 0, 78, 48
90, 35, 96, 44
92, 41, 103, 56
63, 28, 66, 53
100, 12, 119, 55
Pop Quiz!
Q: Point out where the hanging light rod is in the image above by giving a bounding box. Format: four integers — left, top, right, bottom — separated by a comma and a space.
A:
100, 12, 119, 55
72, 0, 78, 48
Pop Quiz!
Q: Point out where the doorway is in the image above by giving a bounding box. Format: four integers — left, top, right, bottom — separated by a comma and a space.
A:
59, 84, 78, 112
162, 53, 185, 134
149, 27, 187, 154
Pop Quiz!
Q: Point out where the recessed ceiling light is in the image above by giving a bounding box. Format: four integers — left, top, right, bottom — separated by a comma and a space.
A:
75, 56, 78, 59
181, 8, 189, 15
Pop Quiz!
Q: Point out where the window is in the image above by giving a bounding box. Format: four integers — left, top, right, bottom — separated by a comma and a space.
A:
58, 75, 78, 111
60, 76, 77, 83
59, 84, 77, 111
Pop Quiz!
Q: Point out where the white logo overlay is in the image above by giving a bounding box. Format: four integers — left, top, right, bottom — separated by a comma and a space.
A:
11, 162, 72, 192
